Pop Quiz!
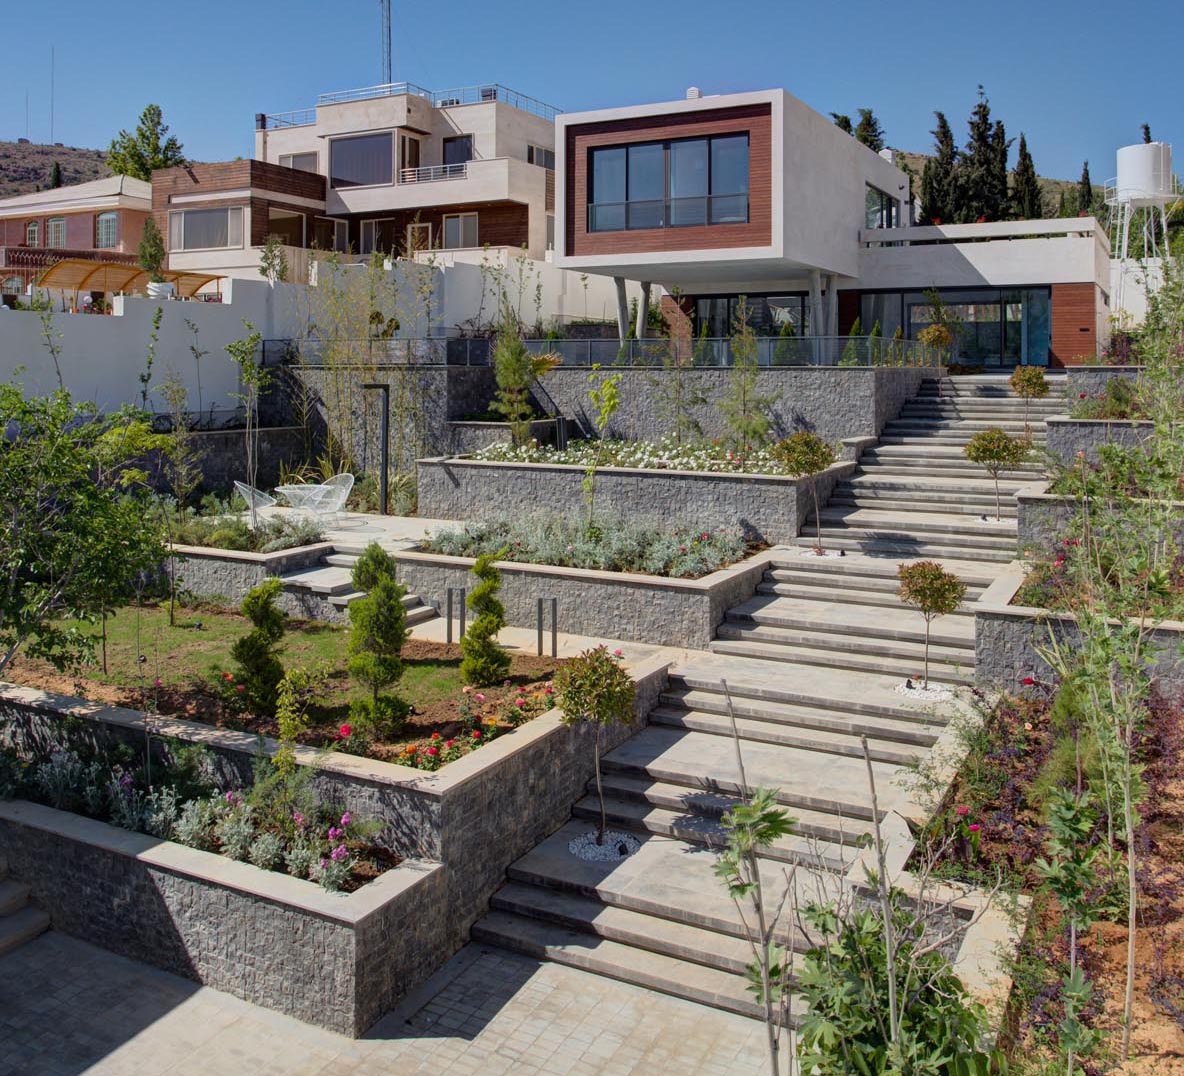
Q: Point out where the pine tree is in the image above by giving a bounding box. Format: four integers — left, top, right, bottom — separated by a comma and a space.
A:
919, 112, 957, 224
460, 552, 511, 686
137, 217, 166, 282
48, 161, 62, 189
830, 113, 853, 135
958, 86, 996, 222
1057, 189, 1076, 218
1012, 134, 1044, 220
854, 108, 885, 152
990, 120, 1013, 220
1077, 161, 1094, 217
107, 104, 186, 181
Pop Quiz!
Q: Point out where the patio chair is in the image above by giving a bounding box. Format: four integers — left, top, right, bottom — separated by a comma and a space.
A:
315, 473, 355, 522
233, 481, 277, 515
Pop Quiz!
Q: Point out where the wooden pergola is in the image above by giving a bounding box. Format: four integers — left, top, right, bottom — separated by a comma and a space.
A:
34, 259, 225, 300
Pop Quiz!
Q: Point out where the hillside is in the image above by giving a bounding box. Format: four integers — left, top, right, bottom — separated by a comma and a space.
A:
0, 141, 109, 199
894, 149, 1078, 218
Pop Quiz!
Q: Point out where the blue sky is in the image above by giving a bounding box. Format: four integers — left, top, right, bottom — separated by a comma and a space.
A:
4, 0, 1180, 182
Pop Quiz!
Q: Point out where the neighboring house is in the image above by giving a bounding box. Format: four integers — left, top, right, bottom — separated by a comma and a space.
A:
553, 88, 1112, 366
0, 175, 149, 303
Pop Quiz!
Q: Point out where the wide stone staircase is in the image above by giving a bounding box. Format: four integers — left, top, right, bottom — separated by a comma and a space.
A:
279, 548, 436, 626
472, 373, 1051, 1020
0, 854, 48, 958
795, 373, 1063, 563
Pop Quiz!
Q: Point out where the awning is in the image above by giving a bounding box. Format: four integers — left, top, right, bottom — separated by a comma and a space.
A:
33, 259, 224, 298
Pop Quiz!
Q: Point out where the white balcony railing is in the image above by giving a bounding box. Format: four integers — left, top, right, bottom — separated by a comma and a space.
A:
398, 163, 469, 184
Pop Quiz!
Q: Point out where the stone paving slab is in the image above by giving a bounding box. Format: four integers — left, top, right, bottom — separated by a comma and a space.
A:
0, 931, 784, 1076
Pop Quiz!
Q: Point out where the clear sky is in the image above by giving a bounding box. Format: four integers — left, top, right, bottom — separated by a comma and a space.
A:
4, 0, 1180, 182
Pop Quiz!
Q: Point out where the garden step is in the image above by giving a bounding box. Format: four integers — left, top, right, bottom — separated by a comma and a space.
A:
724, 596, 976, 646
0, 906, 50, 958
713, 623, 974, 669
647, 706, 925, 768
327, 590, 428, 613
708, 637, 974, 685
764, 564, 990, 594
488, 883, 769, 975
599, 726, 900, 817
839, 476, 1026, 496
322, 553, 360, 568
280, 566, 354, 596
853, 461, 1041, 482
789, 535, 1015, 563
0, 880, 29, 917
764, 555, 996, 587
657, 688, 943, 746
827, 494, 1018, 517
802, 523, 1016, 553
862, 445, 1042, 465
877, 434, 1044, 448
756, 581, 980, 612
472, 911, 790, 1023
813, 507, 1017, 539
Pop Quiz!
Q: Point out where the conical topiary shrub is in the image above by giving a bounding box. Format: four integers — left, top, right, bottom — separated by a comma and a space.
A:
460, 551, 511, 686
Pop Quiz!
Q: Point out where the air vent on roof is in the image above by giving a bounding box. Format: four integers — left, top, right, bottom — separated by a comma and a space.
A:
439, 97, 460, 107
686, 86, 702, 100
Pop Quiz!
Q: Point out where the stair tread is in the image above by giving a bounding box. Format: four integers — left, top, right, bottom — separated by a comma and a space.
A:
728, 594, 976, 643
0, 906, 50, 957
707, 638, 974, 684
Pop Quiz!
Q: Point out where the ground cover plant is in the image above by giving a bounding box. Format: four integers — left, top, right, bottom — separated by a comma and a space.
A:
1070, 377, 1147, 421
422, 517, 752, 579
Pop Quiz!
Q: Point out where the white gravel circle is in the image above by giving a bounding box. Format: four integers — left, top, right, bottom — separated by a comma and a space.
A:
798, 548, 846, 558
568, 829, 640, 862
894, 681, 954, 702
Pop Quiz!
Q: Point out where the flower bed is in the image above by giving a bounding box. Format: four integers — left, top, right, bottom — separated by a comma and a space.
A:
159, 496, 326, 553
1044, 416, 1156, 466
472, 434, 791, 474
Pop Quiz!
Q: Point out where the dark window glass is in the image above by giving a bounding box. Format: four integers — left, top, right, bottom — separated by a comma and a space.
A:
330, 133, 393, 189
669, 139, 707, 226
710, 135, 749, 194
443, 135, 473, 166
589, 147, 627, 231
626, 143, 664, 228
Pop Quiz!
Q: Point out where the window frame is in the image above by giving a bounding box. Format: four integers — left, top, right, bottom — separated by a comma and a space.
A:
95, 211, 118, 249
25, 220, 39, 246
167, 206, 244, 252
443, 135, 474, 167
46, 217, 66, 249
527, 144, 555, 170
279, 151, 318, 174
587, 133, 751, 233
329, 132, 395, 190
442, 212, 479, 250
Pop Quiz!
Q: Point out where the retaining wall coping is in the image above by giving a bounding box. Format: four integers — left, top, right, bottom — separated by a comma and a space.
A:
169, 542, 337, 566
447, 419, 557, 428
1044, 416, 1155, 429
0, 798, 438, 926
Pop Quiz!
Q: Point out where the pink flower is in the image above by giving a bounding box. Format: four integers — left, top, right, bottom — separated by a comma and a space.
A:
154, 678, 162, 688
955, 805, 969, 817
292, 811, 306, 827
968, 823, 981, 833
235, 684, 245, 694
426, 746, 438, 757
338, 723, 351, 739
613, 648, 623, 658
1024, 722, 1034, 732
330, 844, 348, 862
1021, 676, 1036, 686
701, 532, 710, 541
472, 730, 482, 740
475, 693, 486, 703
445, 740, 454, 749
678, 545, 687, 553
328, 826, 343, 841
515, 697, 525, 708
340, 812, 351, 826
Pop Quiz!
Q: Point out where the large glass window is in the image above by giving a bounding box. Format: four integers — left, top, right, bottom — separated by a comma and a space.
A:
279, 152, 318, 173
25, 220, 39, 245
46, 218, 66, 248
95, 211, 118, 249
330, 133, 393, 189
312, 217, 349, 253
865, 185, 899, 230
587, 134, 750, 232
443, 135, 473, 166
901, 286, 1050, 366
443, 212, 478, 249
693, 294, 808, 338
266, 208, 304, 247
527, 144, 555, 170
168, 207, 244, 250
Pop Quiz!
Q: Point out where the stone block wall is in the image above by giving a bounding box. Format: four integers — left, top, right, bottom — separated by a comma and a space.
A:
446, 419, 557, 455
417, 457, 854, 545
1064, 365, 1143, 398
1045, 417, 1155, 465
172, 543, 333, 604
1017, 484, 1184, 551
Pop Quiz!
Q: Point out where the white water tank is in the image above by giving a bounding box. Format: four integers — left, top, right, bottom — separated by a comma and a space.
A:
1115, 142, 1174, 204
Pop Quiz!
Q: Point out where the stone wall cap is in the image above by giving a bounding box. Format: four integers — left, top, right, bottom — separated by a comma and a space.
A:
169, 542, 337, 564
419, 455, 854, 484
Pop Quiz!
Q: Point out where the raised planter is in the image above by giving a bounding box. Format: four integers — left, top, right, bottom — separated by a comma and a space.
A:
417, 456, 856, 544
973, 565, 1184, 696
394, 546, 779, 649
0, 653, 670, 1031
0, 798, 444, 1037
170, 542, 334, 606
1017, 481, 1184, 550
447, 419, 557, 454
1044, 416, 1155, 465
1064, 365, 1143, 398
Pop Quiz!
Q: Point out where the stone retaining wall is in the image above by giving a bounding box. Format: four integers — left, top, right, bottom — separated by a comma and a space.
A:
0, 800, 445, 1036
1017, 482, 1184, 550
394, 548, 777, 649
447, 419, 557, 455
1064, 365, 1143, 398
171, 543, 334, 605
1045, 416, 1155, 465
417, 457, 854, 545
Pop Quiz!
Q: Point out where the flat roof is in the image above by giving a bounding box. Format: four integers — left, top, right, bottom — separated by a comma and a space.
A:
0, 174, 152, 215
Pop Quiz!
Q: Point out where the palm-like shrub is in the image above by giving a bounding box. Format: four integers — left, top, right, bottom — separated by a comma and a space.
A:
460, 552, 511, 686
897, 560, 966, 687
772, 432, 837, 552
230, 579, 286, 715
964, 427, 1030, 520
555, 647, 635, 845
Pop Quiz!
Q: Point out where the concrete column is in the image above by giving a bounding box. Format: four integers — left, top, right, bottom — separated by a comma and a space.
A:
826, 274, 839, 337
614, 276, 630, 343
807, 270, 823, 337
635, 281, 651, 339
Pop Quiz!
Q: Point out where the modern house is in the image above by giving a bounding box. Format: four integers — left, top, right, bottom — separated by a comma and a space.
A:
0, 175, 150, 304
553, 88, 1113, 365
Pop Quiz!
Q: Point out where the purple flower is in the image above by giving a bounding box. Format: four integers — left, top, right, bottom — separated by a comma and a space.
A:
340, 811, 351, 827
225, 790, 241, 806
292, 811, 306, 828
328, 826, 343, 841
330, 844, 349, 862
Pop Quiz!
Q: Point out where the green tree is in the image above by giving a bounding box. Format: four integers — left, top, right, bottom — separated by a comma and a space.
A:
839, 315, 862, 366
1077, 160, 1094, 216
555, 646, 635, 845
107, 104, 186, 181
958, 86, 999, 222
896, 561, 966, 687
1012, 133, 1043, 220
720, 300, 777, 462
1009, 364, 1049, 431
137, 217, 166, 283
460, 552, 511, 686
772, 318, 798, 366
48, 161, 62, 189
490, 310, 560, 446
964, 427, 1030, 520
583, 364, 622, 525
829, 113, 853, 135
854, 108, 885, 151
259, 235, 289, 285
347, 544, 409, 737
0, 385, 165, 677
919, 112, 958, 224
772, 433, 837, 553
230, 579, 287, 715
990, 119, 1013, 220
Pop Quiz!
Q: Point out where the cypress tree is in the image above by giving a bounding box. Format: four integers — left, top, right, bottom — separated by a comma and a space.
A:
48, 161, 62, 189
1012, 134, 1043, 220
830, 113, 853, 135
919, 112, 958, 225
990, 120, 1012, 220
958, 87, 996, 222
1077, 161, 1094, 216
854, 109, 885, 152
1057, 188, 1076, 218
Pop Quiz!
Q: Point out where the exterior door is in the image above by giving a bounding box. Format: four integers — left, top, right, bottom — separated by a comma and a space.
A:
406, 222, 432, 254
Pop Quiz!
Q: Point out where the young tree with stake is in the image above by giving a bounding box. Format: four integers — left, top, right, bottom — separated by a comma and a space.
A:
964, 427, 1030, 521
771, 433, 837, 553
897, 561, 966, 689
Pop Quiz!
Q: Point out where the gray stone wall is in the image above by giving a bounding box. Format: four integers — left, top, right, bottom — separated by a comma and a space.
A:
188, 426, 309, 493
1017, 486, 1184, 551
1065, 365, 1143, 398
417, 458, 854, 545
172, 544, 333, 605
1045, 417, 1156, 465
447, 420, 557, 455
0, 801, 447, 1036
394, 550, 774, 649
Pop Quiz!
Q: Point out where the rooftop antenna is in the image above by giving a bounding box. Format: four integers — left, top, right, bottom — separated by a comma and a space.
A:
380, 0, 392, 84
50, 47, 55, 144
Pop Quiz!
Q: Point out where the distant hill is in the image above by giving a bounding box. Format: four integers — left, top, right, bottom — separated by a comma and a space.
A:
0, 141, 109, 199
894, 149, 1078, 218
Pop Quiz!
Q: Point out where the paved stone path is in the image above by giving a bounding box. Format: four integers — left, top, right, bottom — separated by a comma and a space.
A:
0, 932, 781, 1076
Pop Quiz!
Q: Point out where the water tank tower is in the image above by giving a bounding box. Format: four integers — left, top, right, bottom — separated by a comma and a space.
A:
1106, 141, 1177, 260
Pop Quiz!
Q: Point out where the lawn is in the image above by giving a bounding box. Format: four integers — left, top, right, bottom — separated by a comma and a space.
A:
5, 601, 563, 765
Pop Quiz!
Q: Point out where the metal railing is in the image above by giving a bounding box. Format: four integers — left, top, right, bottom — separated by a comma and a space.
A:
399, 163, 468, 184
275, 335, 942, 369
589, 194, 750, 232
310, 81, 561, 120
262, 108, 317, 130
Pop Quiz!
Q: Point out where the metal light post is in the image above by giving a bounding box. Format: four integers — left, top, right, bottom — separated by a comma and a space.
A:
361, 383, 390, 515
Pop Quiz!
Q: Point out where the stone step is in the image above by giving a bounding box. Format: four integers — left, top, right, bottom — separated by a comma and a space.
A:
708, 637, 974, 685
878, 434, 1044, 448
828, 493, 1018, 517
854, 460, 1040, 482
572, 794, 849, 871
757, 580, 979, 613
0, 906, 50, 958
714, 622, 973, 669
648, 706, 926, 768
322, 553, 361, 568
841, 475, 1026, 496
473, 910, 787, 1023
804, 522, 1016, 553
863, 444, 1041, 464
724, 596, 975, 646
280, 565, 354, 596
326, 590, 429, 614
764, 555, 996, 587
658, 687, 943, 746
790, 534, 1015, 563
764, 564, 989, 594
813, 507, 1018, 538
0, 879, 30, 917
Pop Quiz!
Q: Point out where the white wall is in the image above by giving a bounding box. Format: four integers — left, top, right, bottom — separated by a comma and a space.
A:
1110, 258, 1164, 325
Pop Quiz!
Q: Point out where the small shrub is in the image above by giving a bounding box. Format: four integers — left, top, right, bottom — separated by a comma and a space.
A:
284, 839, 318, 880
248, 832, 286, 871
897, 561, 967, 687
964, 427, 1030, 520
1070, 376, 1142, 420
0, 750, 22, 799
174, 799, 218, 850
771, 432, 837, 552
34, 749, 85, 811
230, 578, 286, 715
347, 543, 409, 738
460, 552, 511, 686
215, 799, 256, 860
144, 786, 181, 839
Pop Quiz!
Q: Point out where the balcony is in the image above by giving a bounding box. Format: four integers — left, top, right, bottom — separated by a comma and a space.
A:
399, 163, 468, 184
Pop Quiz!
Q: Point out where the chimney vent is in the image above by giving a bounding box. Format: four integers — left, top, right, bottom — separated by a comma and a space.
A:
686, 86, 702, 100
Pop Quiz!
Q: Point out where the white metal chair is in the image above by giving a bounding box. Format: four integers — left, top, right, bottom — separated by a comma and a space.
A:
233, 481, 277, 515
316, 473, 355, 522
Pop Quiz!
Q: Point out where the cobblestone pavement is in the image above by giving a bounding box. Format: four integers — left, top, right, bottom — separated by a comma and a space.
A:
0, 932, 783, 1076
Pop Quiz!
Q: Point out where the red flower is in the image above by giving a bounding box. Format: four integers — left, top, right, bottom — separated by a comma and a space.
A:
968, 823, 981, 833
426, 746, 438, 756
431, 732, 441, 741
1079, 392, 1088, 399
613, 648, 623, 658
1021, 676, 1035, 686
472, 730, 482, 739
222, 672, 233, 682
955, 805, 969, 817
515, 697, 525, 708
445, 740, 454, 749
235, 684, 245, 694
338, 723, 352, 739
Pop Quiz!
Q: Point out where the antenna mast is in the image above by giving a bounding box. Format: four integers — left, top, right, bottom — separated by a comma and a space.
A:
380, 0, 392, 84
